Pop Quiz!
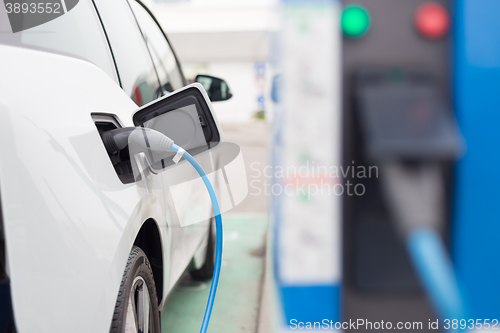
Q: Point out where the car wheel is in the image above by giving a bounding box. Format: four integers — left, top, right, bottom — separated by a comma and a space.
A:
110, 246, 161, 333
190, 217, 216, 281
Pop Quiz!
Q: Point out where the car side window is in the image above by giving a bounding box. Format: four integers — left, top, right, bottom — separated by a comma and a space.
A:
92, 0, 162, 106
129, 1, 185, 94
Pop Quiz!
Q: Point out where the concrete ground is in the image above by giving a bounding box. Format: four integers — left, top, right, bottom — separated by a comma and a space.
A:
161, 121, 271, 333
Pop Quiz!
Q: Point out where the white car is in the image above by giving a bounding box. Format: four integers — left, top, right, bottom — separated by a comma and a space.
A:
0, 1, 235, 332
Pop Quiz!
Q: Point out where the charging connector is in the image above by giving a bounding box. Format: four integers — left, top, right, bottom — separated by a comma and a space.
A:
381, 162, 467, 323
353, 67, 467, 325
381, 162, 444, 238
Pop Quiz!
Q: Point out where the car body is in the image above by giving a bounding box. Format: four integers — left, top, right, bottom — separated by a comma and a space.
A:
0, 0, 227, 332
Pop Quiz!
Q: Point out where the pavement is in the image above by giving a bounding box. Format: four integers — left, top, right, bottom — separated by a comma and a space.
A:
161, 121, 271, 333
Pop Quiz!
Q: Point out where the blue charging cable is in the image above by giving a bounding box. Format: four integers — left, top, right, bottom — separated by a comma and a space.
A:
408, 228, 467, 322
172, 144, 223, 333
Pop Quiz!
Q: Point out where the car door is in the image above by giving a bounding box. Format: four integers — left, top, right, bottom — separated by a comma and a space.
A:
92, 0, 211, 292
90, 0, 188, 302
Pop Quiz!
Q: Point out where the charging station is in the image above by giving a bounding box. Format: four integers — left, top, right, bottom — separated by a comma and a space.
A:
272, 0, 500, 331
342, 0, 455, 328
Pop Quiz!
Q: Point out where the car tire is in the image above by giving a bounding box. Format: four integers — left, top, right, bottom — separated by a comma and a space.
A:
110, 246, 161, 333
190, 217, 216, 281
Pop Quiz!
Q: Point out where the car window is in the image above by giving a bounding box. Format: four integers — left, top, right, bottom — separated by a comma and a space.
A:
0, 0, 116, 83
129, 1, 184, 94
92, 0, 161, 106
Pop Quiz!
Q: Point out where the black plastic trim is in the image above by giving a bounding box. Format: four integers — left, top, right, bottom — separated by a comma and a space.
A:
90, 0, 122, 88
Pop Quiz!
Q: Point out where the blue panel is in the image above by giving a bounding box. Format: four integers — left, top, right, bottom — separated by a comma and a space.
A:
453, 0, 500, 319
280, 285, 341, 325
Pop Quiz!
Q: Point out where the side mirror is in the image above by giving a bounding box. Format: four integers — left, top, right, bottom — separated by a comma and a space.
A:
194, 74, 233, 102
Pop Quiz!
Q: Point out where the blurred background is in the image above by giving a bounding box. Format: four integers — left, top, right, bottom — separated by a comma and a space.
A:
149, 0, 500, 332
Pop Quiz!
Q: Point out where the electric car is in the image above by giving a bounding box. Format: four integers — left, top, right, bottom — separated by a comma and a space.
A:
0, 0, 233, 332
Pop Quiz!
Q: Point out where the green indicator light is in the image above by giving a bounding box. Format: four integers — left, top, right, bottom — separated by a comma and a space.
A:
341, 5, 370, 38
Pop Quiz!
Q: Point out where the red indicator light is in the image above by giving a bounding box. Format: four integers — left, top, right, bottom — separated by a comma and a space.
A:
414, 2, 450, 39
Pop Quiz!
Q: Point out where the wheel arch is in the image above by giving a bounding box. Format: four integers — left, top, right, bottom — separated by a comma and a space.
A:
133, 218, 163, 304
